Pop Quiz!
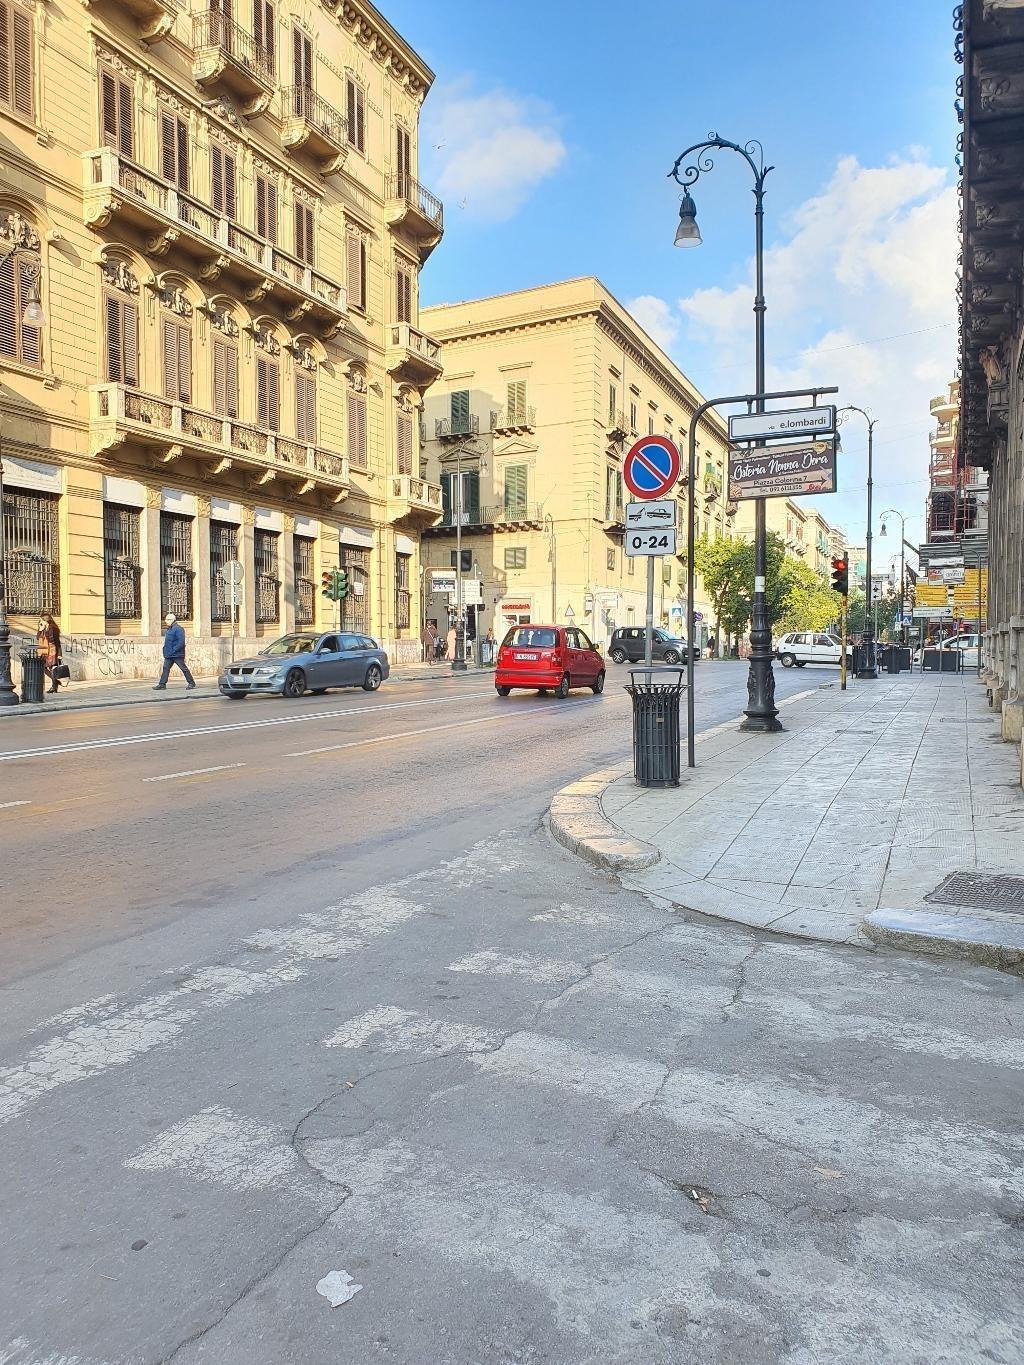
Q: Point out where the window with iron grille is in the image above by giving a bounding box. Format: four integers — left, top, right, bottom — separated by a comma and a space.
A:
160, 511, 194, 620
294, 534, 314, 624
2, 488, 59, 614
504, 546, 526, 570
210, 521, 238, 623
0, 0, 34, 121
342, 545, 370, 632
395, 551, 410, 632
254, 527, 280, 624
607, 547, 615, 572
103, 502, 141, 620
0, 245, 41, 367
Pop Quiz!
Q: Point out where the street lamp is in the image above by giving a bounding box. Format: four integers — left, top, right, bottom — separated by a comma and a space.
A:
0, 266, 46, 707
441, 436, 479, 673
880, 509, 915, 645
838, 405, 878, 678
669, 132, 780, 731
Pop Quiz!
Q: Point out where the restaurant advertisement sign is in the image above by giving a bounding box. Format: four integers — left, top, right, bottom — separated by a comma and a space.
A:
728, 439, 837, 501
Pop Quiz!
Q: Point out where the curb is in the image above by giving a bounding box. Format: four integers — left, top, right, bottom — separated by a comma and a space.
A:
864, 907, 1024, 972
548, 763, 661, 872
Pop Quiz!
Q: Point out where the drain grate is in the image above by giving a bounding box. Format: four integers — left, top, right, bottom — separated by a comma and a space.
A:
926, 870, 1024, 916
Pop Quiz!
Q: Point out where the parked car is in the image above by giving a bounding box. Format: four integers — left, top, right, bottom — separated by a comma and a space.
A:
608, 627, 695, 665
494, 625, 605, 698
218, 631, 390, 699
775, 632, 853, 668
931, 633, 980, 669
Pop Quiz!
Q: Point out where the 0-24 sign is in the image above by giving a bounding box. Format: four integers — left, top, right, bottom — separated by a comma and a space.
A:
625, 528, 676, 557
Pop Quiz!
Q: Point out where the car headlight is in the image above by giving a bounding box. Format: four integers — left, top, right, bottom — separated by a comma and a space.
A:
254, 666, 278, 678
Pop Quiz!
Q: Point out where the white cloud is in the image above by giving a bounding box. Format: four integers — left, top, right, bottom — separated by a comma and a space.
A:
424, 80, 566, 223
627, 295, 680, 352
646, 154, 958, 550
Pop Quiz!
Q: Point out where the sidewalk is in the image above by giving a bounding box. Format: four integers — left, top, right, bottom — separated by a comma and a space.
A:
0, 660, 494, 717
551, 673, 1024, 969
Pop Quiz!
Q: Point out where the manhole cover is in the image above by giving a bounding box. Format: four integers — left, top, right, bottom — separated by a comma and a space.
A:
926, 870, 1024, 915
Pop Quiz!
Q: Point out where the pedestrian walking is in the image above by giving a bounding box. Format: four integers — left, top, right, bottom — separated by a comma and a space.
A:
36, 614, 62, 693
421, 619, 438, 663
482, 627, 496, 666
444, 624, 457, 662
153, 614, 196, 690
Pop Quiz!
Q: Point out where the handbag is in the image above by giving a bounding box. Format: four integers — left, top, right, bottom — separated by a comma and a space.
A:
51, 661, 70, 682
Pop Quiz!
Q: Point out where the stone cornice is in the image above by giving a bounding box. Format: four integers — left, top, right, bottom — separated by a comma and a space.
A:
329, 1, 434, 100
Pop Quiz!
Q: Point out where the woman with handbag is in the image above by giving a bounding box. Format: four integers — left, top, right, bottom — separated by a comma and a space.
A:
37, 614, 63, 693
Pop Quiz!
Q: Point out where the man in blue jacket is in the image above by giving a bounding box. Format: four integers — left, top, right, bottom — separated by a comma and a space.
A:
153, 613, 196, 690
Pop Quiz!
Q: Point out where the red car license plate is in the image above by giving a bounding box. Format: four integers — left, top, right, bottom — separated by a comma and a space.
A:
514, 652, 538, 661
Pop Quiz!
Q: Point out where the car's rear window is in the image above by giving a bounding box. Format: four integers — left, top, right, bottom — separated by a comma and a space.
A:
502, 627, 557, 649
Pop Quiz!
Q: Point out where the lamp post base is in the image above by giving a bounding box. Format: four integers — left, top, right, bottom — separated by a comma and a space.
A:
0, 627, 20, 706
739, 656, 783, 733
451, 660, 468, 673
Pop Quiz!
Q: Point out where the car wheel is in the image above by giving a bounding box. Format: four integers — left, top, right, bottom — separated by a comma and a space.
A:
310, 688, 327, 696
555, 673, 570, 700
363, 664, 382, 692
592, 671, 606, 695
496, 685, 511, 697
663, 649, 681, 665
283, 668, 306, 699
225, 691, 247, 700
780, 653, 796, 668
610, 649, 627, 665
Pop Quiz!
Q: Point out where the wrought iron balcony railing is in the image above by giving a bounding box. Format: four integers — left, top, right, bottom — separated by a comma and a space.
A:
386, 173, 444, 231
435, 501, 545, 530
435, 415, 479, 441
193, 10, 275, 85
282, 85, 345, 147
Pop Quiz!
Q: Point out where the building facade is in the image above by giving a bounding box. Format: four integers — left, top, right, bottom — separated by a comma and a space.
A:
954, 0, 1020, 773
0, 0, 443, 679
418, 279, 736, 650
733, 498, 842, 579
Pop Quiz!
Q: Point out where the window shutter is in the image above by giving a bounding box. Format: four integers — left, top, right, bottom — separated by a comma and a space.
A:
117, 76, 133, 158
0, 6, 8, 112
451, 390, 469, 425
122, 301, 138, 387
347, 79, 364, 150
224, 150, 236, 219
504, 464, 527, 514
254, 0, 274, 58
268, 362, 279, 431
255, 174, 266, 236
101, 70, 117, 147
211, 144, 223, 213
225, 342, 237, 416
213, 337, 227, 414
396, 414, 412, 475
467, 471, 480, 523
293, 27, 311, 85
161, 316, 178, 399
441, 472, 451, 521
105, 295, 121, 382
294, 202, 313, 264
257, 357, 279, 430
16, 254, 38, 366
356, 85, 365, 151
0, 251, 14, 358
507, 379, 526, 420
177, 322, 191, 402
256, 356, 268, 428
11, 6, 31, 118
347, 392, 366, 466
396, 265, 411, 323
296, 372, 315, 442
175, 116, 188, 191
396, 125, 410, 185
160, 109, 176, 182
346, 234, 364, 308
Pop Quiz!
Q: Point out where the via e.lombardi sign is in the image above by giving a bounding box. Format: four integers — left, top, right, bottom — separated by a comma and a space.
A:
729, 405, 836, 444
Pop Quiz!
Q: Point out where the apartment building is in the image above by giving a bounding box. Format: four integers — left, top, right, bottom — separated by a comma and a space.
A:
733, 498, 841, 578
0, 0, 443, 678
418, 279, 736, 649
926, 380, 987, 544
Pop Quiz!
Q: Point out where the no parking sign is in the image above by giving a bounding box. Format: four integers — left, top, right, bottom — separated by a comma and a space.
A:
623, 435, 681, 500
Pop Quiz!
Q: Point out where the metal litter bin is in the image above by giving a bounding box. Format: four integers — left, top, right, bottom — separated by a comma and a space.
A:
19, 649, 45, 703
626, 666, 685, 788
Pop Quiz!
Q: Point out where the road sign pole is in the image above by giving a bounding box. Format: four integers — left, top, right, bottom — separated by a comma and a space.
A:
840, 595, 848, 692
645, 556, 655, 668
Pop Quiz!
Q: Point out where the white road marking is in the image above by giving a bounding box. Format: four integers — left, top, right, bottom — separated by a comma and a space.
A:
0, 1337, 115, 1365
529, 903, 618, 926
143, 762, 246, 783
448, 948, 587, 985
288, 710, 543, 757
0, 689, 497, 763
325, 1005, 500, 1055
126, 1106, 312, 1195
0, 799, 30, 810
245, 889, 424, 960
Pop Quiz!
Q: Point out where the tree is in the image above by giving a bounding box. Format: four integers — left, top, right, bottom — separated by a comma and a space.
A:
694, 532, 789, 650
774, 558, 840, 633
848, 588, 900, 639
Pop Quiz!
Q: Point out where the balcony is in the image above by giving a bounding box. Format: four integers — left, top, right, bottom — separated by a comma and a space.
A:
192, 11, 275, 114
390, 474, 443, 527
434, 415, 480, 442
82, 0, 176, 42
385, 174, 444, 260
607, 411, 629, 442
604, 502, 626, 531
83, 150, 347, 337
491, 406, 536, 435
987, 378, 1009, 430
427, 502, 546, 536
281, 86, 347, 174
930, 393, 957, 417
930, 423, 954, 447
90, 384, 350, 502
385, 322, 443, 389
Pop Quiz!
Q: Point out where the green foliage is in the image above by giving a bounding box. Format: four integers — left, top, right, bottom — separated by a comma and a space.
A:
848, 587, 900, 639
774, 557, 840, 633
695, 532, 827, 639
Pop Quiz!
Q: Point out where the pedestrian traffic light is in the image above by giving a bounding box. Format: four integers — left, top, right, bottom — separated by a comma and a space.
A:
831, 556, 849, 596
335, 567, 349, 601
321, 570, 332, 599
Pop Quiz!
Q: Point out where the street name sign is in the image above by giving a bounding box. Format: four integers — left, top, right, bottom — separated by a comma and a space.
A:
626, 499, 676, 530
728, 405, 836, 444
622, 435, 680, 500
728, 439, 836, 500
626, 528, 677, 557
913, 606, 953, 619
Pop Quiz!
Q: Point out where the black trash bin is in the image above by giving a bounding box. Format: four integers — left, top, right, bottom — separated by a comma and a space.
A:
627, 666, 685, 788
19, 649, 45, 703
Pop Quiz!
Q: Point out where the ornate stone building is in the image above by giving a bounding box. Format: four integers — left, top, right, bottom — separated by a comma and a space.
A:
955, 0, 1023, 776
0, 0, 443, 679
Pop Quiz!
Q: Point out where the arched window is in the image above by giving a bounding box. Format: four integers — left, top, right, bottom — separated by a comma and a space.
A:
0, 209, 41, 367
159, 284, 193, 402
208, 301, 239, 418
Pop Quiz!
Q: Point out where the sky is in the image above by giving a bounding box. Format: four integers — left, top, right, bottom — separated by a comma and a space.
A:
383, 0, 959, 566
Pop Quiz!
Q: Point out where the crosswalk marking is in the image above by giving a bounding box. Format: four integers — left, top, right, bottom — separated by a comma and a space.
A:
325, 1005, 499, 1055
448, 949, 586, 985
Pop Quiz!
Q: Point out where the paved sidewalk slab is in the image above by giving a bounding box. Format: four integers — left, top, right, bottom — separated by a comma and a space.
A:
552, 674, 1024, 968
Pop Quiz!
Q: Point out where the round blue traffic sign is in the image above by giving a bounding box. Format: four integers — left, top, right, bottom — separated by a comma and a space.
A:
623, 435, 681, 500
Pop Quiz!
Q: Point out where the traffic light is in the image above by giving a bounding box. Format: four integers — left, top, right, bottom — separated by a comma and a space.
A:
831, 556, 849, 596
321, 570, 333, 599
335, 567, 349, 601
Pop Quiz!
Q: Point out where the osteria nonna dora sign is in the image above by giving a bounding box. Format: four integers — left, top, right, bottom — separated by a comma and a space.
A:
728, 439, 837, 500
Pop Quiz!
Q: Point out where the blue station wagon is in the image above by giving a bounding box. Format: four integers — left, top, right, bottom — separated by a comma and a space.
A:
218, 631, 390, 699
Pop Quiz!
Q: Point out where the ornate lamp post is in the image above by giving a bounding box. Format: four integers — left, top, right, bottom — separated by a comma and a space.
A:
880, 509, 913, 645
670, 133, 781, 731
838, 405, 878, 677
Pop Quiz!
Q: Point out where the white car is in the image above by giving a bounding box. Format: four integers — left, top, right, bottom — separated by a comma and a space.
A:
934, 633, 980, 669
775, 631, 853, 668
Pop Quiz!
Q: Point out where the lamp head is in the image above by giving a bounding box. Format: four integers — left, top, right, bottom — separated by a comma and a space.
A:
879, 522, 887, 537
673, 190, 701, 248
22, 274, 43, 326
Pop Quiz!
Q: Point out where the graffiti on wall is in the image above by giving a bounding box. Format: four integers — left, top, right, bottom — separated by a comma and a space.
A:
63, 636, 138, 678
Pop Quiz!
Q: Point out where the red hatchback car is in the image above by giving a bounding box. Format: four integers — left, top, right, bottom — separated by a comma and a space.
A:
495, 625, 606, 698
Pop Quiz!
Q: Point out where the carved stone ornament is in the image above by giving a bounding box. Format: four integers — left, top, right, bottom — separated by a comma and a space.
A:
93, 43, 136, 79
145, 487, 163, 509
396, 388, 416, 415
978, 345, 1006, 387
160, 286, 193, 317
347, 366, 367, 393
204, 98, 242, 131
101, 259, 139, 295
0, 211, 40, 251
195, 495, 212, 517
252, 325, 281, 356
208, 304, 239, 338
293, 345, 317, 371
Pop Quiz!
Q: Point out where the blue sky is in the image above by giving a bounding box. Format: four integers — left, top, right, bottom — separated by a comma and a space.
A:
385, 0, 959, 559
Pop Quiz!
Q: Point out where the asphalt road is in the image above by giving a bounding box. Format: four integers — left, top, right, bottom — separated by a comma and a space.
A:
0, 662, 1021, 1364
